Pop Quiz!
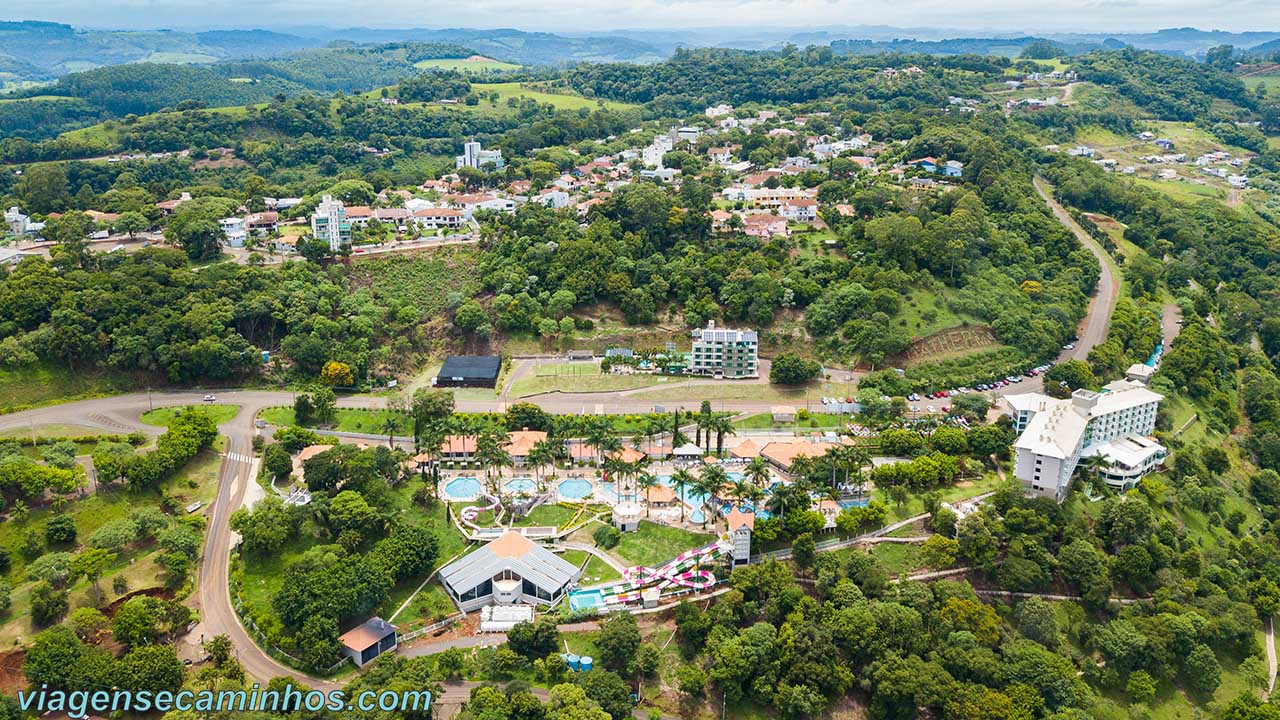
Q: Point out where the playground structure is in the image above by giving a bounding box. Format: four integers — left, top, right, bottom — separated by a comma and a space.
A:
570, 537, 731, 611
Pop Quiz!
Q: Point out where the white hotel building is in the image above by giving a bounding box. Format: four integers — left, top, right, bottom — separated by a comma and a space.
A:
1009, 379, 1166, 502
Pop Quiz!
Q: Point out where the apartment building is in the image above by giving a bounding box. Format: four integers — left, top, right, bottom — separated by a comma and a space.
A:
689, 321, 759, 379
311, 194, 351, 251
1011, 380, 1165, 502
455, 141, 505, 170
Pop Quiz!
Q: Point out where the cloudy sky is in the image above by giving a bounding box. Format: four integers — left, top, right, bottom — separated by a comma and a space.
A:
5, 0, 1280, 34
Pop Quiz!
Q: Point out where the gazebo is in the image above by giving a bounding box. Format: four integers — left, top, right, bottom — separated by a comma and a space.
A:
673, 443, 703, 459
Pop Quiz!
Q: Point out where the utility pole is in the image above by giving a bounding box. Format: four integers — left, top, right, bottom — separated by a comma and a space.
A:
147, 386, 153, 412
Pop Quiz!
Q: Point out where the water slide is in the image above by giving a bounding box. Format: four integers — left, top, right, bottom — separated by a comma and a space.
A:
593, 538, 729, 604
459, 493, 501, 530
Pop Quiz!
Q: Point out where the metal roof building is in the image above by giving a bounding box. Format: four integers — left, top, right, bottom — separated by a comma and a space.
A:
438, 531, 581, 611
434, 355, 502, 388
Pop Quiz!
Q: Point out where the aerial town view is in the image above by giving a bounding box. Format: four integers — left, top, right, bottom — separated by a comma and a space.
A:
2, 1, 1280, 718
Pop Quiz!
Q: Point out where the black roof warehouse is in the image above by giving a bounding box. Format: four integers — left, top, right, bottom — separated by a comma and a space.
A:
434, 355, 501, 388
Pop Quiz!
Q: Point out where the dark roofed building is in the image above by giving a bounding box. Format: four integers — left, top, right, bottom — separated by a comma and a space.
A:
339, 617, 397, 667
438, 531, 581, 611
435, 355, 501, 388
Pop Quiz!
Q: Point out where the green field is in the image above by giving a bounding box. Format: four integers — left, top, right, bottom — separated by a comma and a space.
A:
257, 406, 411, 435
1132, 177, 1226, 204
508, 362, 688, 397
611, 521, 712, 568
560, 549, 622, 584
732, 411, 847, 430
414, 56, 519, 72
471, 82, 637, 112
1241, 74, 1280, 91
144, 51, 219, 64
141, 403, 240, 427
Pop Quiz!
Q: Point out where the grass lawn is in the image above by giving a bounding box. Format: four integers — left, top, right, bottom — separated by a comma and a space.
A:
257, 406, 412, 436
1268, 135, 1280, 151
141, 403, 240, 427
630, 380, 825, 404
0, 364, 144, 414
509, 362, 687, 397
560, 549, 622, 584
732, 411, 846, 430
414, 56, 519, 72
611, 521, 712, 568
513, 504, 577, 528
160, 442, 226, 509
391, 581, 457, 628
896, 286, 980, 339
1132, 178, 1226, 204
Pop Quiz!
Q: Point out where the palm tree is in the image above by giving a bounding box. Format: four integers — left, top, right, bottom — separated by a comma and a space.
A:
380, 414, 400, 448
528, 439, 559, 490
671, 468, 695, 525
698, 465, 729, 528
475, 429, 511, 497
1080, 454, 1110, 495
746, 456, 771, 490
730, 478, 752, 507
638, 473, 659, 517
707, 414, 735, 456
584, 418, 619, 467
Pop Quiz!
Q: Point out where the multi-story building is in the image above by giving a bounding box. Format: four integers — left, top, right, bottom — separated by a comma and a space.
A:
311, 194, 351, 251
1011, 380, 1165, 502
4, 207, 30, 236
689, 321, 759, 379
455, 141, 505, 170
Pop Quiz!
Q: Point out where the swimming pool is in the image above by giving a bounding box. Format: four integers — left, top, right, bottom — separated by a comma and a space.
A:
558, 478, 594, 500
600, 482, 619, 502
443, 476, 482, 500
689, 509, 706, 524
505, 477, 536, 494
568, 589, 605, 612
839, 498, 870, 509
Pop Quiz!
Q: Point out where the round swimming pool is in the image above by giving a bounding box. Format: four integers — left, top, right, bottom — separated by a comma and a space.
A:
443, 476, 482, 500
558, 478, 594, 500
505, 477, 536, 494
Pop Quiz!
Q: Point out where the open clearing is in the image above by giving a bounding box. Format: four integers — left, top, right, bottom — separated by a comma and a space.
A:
414, 56, 519, 72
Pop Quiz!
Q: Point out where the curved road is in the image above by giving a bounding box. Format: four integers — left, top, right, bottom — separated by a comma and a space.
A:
1000, 178, 1120, 401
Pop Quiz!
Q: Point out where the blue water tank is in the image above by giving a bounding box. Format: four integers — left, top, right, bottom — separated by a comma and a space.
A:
579, 656, 594, 672
565, 653, 580, 671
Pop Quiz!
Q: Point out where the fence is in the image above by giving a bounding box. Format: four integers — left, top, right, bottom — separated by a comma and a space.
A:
398, 613, 465, 644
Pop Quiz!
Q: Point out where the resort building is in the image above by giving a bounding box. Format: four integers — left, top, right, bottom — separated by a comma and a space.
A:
690, 321, 759, 379
434, 355, 501, 388
438, 531, 581, 611
311, 195, 351, 251
1010, 380, 1166, 502
504, 430, 550, 466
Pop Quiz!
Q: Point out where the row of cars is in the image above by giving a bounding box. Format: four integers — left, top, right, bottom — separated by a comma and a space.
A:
905, 363, 1055, 405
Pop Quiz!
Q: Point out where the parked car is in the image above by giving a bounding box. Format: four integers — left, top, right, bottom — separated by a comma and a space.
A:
203, 394, 216, 402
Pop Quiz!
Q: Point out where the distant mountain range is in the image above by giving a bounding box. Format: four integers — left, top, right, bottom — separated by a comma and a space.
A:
3, 20, 1280, 90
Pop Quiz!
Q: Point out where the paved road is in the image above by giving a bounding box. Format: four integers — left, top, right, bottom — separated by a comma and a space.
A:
1267, 616, 1277, 699
999, 178, 1120, 403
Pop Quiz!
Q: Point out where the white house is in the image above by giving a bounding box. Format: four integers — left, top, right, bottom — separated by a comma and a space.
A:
218, 217, 247, 247
780, 198, 818, 223
4, 207, 31, 237
455, 141, 505, 170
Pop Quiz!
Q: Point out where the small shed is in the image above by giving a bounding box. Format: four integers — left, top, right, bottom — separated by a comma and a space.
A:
340, 617, 398, 667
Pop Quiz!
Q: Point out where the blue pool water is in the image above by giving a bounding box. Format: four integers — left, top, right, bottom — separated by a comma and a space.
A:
839, 498, 870, 509
600, 482, 619, 502
443, 476, 481, 500
505, 477, 536, 494
721, 502, 773, 520
689, 509, 706, 524
558, 478, 594, 500
569, 589, 605, 612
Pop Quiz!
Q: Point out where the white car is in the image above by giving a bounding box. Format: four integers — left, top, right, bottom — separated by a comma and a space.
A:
203, 394, 216, 402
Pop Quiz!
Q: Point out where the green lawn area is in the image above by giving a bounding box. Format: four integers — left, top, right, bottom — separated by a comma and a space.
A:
390, 580, 457, 628
141, 403, 240, 427
560, 549, 621, 585
257, 406, 412, 435
1132, 178, 1226, 204
611, 521, 712, 568
831, 543, 924, 576
1268, 135, 1280, 151
0, 364, 144, 414
513, 504, 577, 528
1074, 124, 1132, 148
630, 380, 825, 404
895, 287, 979, 339
732, 412, 846, 430
509, 362, 687, 397
414, 57, 519, 72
